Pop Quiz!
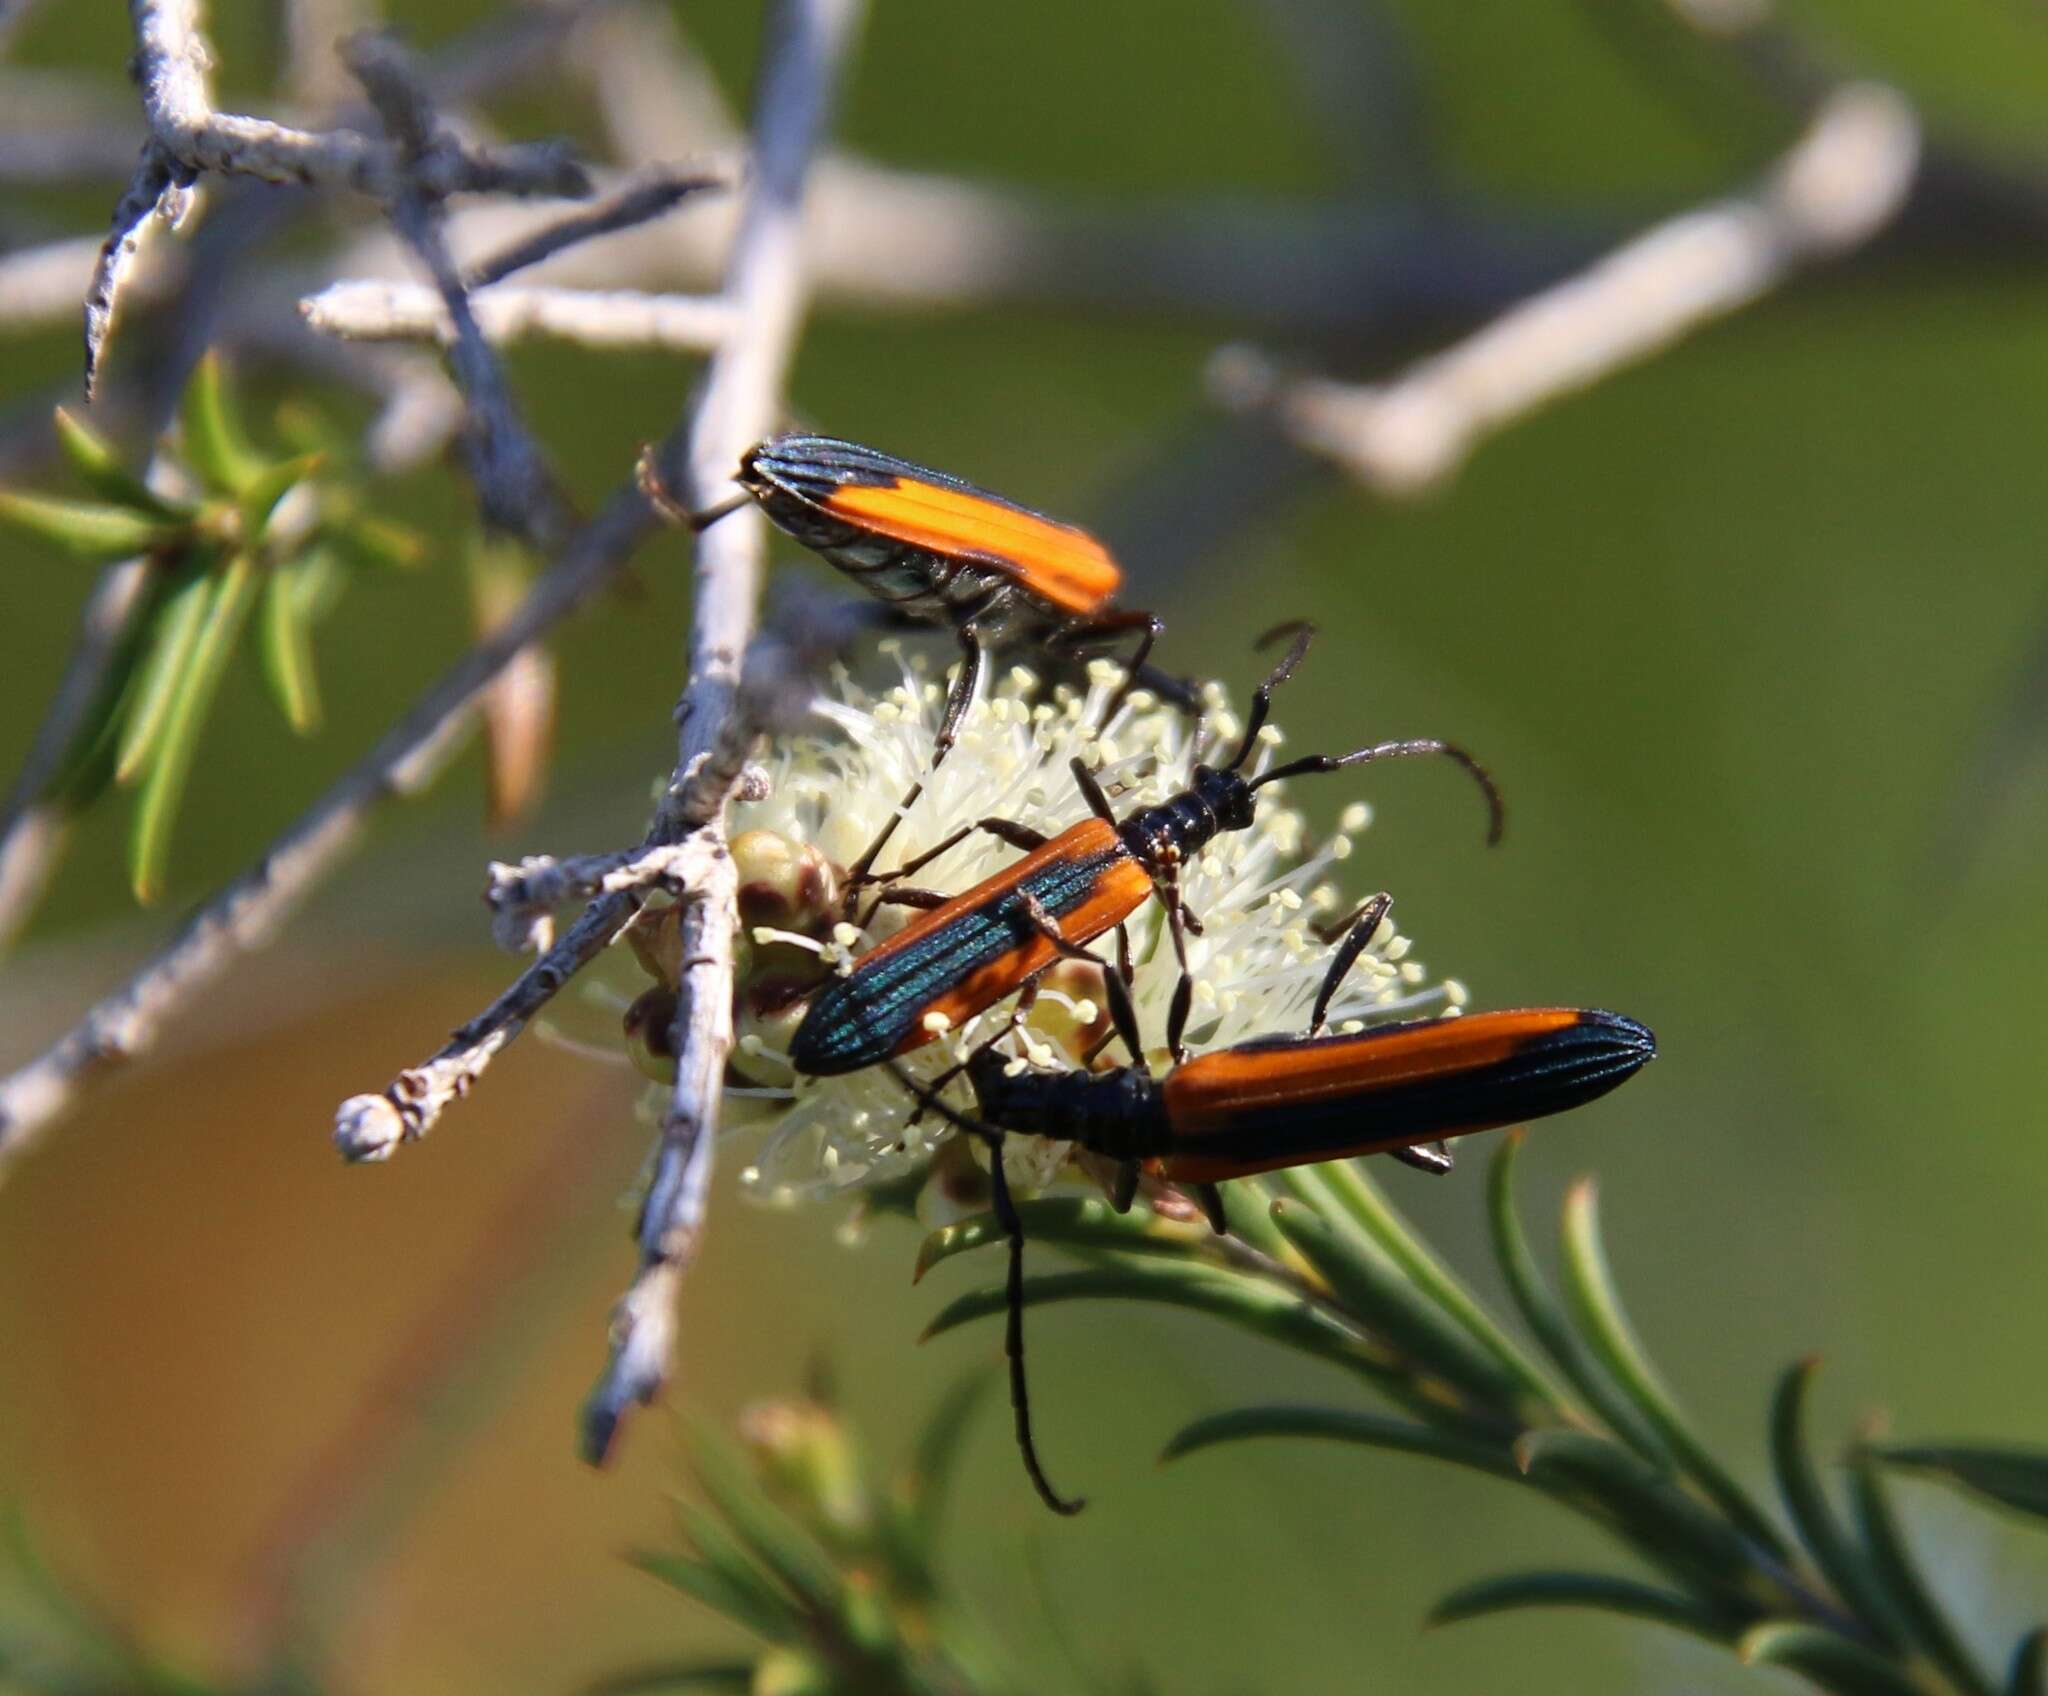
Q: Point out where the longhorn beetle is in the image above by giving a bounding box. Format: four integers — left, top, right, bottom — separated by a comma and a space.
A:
788, 625, 1504, 1080
687, 434, 1190, 892
892, 891, 1658, 1513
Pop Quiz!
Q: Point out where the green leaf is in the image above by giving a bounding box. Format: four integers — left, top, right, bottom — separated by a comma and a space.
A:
37, 559, 167, 812
687, 1424, 844, 1618
239, 452, 322, 542
288, 541, 348, 624
1848, 1450, 1997, 1696
1485, 1135, 1667, 1460
1881, 1444, 2048, 1525
1428, 1571, 1731, 1642
2008, 1628, 2045, 1696
1738, 1622, 1928, 1696
0, 488, 185, 560
914, 1195, 1208, 1281
1314, 1158, 1572, 1422
128, 552, 261, 904
587, 1660, 755, 1695
259, 563, 322, 734
1559, 1178, 1789, 1558
1270, 1193, 1527, 1412
904, 1369, 991, 1529
115, 562, 215, 784
1769, 1360, 1902, 1646
51, 408, 190, 519
627, 1549, 797, 1649
177, 352, 264, 495
674, 1501, 804, 1637
920, 1258, 1422, 1409
327, 510, 425, 573
1160, 1404, 1516, 1480
1511, 1430, 1761, 1608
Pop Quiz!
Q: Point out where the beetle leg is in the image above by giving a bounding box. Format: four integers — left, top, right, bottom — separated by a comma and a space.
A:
852, 818, 1050, 927
1110, 1160, 1140, 1213
1194, 1181, 1229, 1234
1015, 894, 1145, 1067
885, 1063, 1084, 1515
837, 627, 990, 912
1066, 756, 1119, 826
867, 885, 950, 912
1050, 608, 1166, 727
1156, 863, 1197, 1063
1308, 891, 1394, 1037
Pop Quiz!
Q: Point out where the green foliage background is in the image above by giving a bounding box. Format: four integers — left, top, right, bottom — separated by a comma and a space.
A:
2, 2, 2046, 1691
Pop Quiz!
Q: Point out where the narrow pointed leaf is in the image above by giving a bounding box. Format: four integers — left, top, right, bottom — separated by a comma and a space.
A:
38, 559, 168, 811
1428, 1571, 1730, 1642
626, 1551, 796, 1648
114, 563, 215, 784
239, 452, 322, 541
587, 1660, 755, 1695
1512, 1430, 1762, 1607
259, 564, 322, 734
914, 1196, 1206, 1281
672, 1501, 804, 1637
1486, 1135, 1667, 1460
1881, 1444, 2048, 1524
128, 553, 261, 903
920, 1258, 1436, 1416
51, 408, 189, 518
1848, 1450, 1997, 1696
178, 352, 264, 494
1271, 1194, 1527, 1411
2008, 1627, 2045, 1696
1161, 1405, 1516, 1479
0, 488, 183, 560
1738, 1622, 1928, 1696
1769, 1360, 1901, 1645
1316, 1158, 1571, 1422
328, 510, 425, 572
287, 541, 347, 623
1559, 1179, 1788, 1557
686, 1425, 843, 1617
904, 1369, 992, 1526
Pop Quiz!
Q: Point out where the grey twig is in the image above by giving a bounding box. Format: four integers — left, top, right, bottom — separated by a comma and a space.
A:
342, 29, 571, 546
128, 0, 588, 196
82, 144, 197, 396
332, 701, 761, 1163
465, 164, 725, 289
299, 280, 735, 352
1210, 83, 1920, 494
0, 486, 660, 1176
584, 0, 867, 1464
88, 0, 591, 401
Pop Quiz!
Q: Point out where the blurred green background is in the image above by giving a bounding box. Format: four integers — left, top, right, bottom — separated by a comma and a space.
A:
3, 1, 2047, 1691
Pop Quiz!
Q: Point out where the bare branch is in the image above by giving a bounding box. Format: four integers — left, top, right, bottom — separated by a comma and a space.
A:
342, 29, 570, 545
0, 487, 659, 1175
127, 0, 588, 197
1210, 83, 1920, 494
334, 698, 761, 1162
584, 0, 867, 1464
299, 280, 734, 351
82, 144, 197, 397
466, 165, 724, 289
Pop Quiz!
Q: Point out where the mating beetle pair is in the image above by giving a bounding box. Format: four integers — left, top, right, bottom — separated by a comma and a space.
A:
695, 433, 1658, 1514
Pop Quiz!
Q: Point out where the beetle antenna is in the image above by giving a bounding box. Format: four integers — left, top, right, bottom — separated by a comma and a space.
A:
1251, 738, 1505, 846
1226, 622, 1317, 772
886, 1064, 1085, 1516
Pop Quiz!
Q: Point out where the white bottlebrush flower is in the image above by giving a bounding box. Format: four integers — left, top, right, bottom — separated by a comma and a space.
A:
705, 646, 1464, 1208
